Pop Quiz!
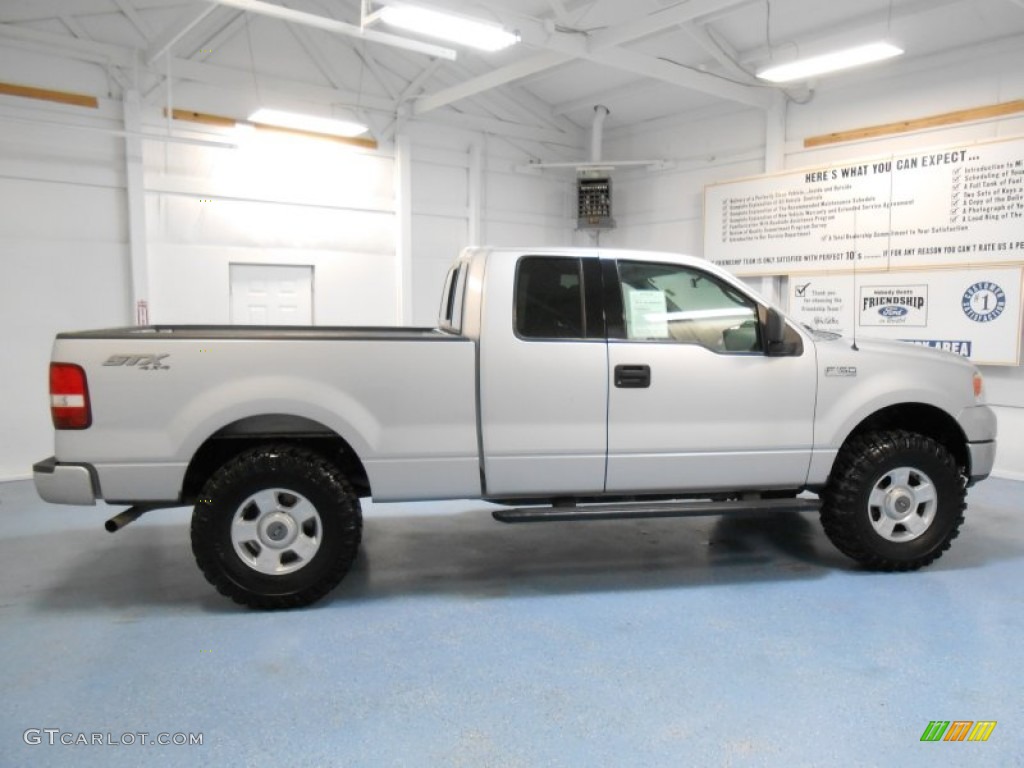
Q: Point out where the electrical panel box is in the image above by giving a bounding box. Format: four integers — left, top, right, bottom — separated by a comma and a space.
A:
576, 170, 615, 230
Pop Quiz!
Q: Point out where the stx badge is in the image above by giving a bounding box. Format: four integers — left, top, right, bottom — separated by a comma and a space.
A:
103, 354, 170, 370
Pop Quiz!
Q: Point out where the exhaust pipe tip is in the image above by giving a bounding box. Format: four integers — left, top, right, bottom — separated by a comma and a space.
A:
104, 505, 159, 533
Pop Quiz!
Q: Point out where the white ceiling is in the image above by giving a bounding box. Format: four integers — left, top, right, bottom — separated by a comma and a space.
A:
1, 0, 1023, 154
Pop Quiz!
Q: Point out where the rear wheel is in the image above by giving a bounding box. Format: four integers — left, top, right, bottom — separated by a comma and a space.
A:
820, 430, 965, 570
191, 444, 362, 609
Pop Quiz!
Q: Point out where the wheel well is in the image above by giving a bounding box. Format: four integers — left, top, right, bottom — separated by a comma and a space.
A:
845, 403, 969, 472
180, 415, 370, 503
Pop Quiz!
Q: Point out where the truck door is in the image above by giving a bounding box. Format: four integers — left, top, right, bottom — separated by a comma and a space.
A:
604, 258, 816, 494
479, 255, 608, 497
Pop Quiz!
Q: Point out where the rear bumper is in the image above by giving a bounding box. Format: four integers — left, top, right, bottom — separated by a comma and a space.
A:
33, 457, 98, 506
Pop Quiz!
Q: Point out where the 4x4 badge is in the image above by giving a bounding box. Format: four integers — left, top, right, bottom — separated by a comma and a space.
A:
103, 354, 170, 370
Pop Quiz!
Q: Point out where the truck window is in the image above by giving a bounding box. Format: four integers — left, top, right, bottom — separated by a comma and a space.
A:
617, 261, 762, 353
438, 264, 464, 333
515, 257, 585, 340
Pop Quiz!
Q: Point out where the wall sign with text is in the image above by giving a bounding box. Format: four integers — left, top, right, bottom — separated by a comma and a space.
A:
787, 267, 1023, 365
705, 136, 1024, 276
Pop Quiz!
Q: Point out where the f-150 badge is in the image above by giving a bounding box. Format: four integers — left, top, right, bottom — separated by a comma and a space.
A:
825, 365, 857, 377
104, 354, 170, 370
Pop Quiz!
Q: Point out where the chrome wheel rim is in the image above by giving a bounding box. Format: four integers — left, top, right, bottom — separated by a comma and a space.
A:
231, 488, 322, 575
867, 466, 937, 542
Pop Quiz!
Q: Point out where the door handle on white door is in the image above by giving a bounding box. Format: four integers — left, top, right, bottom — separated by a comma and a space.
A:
614, 364, 651, 388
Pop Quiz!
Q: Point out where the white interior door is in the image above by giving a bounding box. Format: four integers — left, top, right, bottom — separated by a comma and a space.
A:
230, 264, 313, 325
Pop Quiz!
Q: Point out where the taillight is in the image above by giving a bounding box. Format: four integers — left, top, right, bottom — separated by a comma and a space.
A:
50, 363, 91, 429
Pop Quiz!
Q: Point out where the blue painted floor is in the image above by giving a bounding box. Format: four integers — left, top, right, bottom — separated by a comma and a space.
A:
0, 477, 1021, 767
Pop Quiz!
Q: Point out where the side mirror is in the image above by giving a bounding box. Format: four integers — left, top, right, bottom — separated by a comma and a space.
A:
765, 308, 790, 356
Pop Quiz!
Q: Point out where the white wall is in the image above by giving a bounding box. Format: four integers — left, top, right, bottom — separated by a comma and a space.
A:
604, 41, 1024, 478
0, 74, 572, 480
146, 119, 573, 330
0, 97, 132, 479
407, 124, 573, 325
145, 123, 401, 326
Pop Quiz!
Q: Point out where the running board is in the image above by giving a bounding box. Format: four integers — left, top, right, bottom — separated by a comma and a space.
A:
492, 498, 820, 524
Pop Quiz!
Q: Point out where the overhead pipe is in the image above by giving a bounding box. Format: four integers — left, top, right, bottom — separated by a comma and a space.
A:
590, 104, 609, 164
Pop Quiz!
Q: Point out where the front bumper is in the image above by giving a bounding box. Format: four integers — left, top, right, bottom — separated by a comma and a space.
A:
957, 404, 997, 484
966, 440, 996, 485
33, 457, 98, 506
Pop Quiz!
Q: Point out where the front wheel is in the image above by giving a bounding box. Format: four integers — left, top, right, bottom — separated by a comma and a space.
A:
820, 430, 966, 571
192, 444, 362, 609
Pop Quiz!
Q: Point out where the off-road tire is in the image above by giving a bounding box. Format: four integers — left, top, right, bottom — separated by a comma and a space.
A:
192, 444, 362, 609
820, 430, 965, 571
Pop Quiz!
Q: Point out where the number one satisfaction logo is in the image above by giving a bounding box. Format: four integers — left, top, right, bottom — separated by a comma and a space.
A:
961, 282, 1006, 323
920, 720, 997, 742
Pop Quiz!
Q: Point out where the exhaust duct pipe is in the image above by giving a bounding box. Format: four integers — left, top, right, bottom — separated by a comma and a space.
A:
590, 105, 609, 164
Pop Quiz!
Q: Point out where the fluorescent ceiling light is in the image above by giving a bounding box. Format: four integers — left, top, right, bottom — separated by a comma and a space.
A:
378, 5, 518, 52
248, 108, 368, 137
756, 42, 904, 83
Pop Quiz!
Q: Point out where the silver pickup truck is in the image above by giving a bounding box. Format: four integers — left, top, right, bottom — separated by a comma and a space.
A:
35, 247, 997, 608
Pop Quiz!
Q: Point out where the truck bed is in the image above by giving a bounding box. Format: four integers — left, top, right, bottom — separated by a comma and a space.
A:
57, 325, 461, 341
49, 325, 481, 503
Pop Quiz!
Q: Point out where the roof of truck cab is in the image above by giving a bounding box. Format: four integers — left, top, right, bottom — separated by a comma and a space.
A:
459, 245, 713, 262
458, 245, 738, 276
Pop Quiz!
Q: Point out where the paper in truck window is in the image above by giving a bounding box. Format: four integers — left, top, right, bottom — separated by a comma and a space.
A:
627, 290, 668, 339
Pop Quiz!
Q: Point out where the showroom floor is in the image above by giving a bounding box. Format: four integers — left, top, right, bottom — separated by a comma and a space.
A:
0, 476, 1020, 767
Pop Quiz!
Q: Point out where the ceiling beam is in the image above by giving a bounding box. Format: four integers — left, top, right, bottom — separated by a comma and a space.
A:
586, 0, 758, 50
185, 10, 247, 60
382, 59, 444, 141
414, 51, 576, 114
376, 41, 583, 148
285, 24, 387, 141
424, 110, 584, 146
415, 0, 768, 114
398, 59, 443, 103
286, 24, 360, 93
168, 56, 396, 113
738, 0, 963, 66
683, 22, 756, 83
593, 48, 771, 108
409, 52, 578, 136
553, 78, 664, 116
0, 0, 181, 23
0, 21, 135, 66
449, 60, 583, 137
210, 0, 457, 60
59, 15, 92, 41
545, 0, 572, 25
353, 43, 401, 101
113, 0, 156, 42
146, 4, 219, 65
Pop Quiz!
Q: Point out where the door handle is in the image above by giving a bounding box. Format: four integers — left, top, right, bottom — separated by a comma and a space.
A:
614, 364, 651, 388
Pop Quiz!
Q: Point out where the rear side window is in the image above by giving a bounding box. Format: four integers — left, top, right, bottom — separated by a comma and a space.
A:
515, 257, 585, 339
438, 264, 464, 332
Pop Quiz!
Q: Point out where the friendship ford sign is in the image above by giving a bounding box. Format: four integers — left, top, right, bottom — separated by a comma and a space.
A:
860, 286, 928, 327
787, 267, 1022, 365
